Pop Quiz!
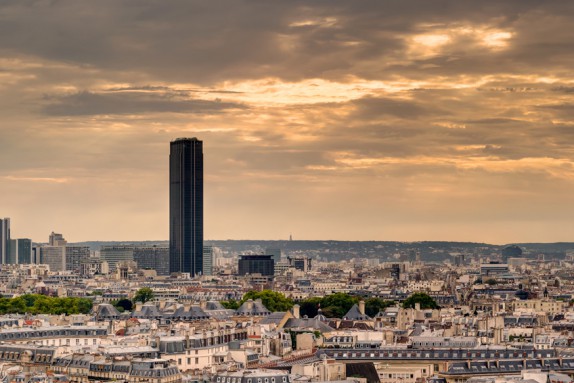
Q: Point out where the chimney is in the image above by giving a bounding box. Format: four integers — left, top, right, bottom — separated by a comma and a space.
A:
293, 304, 300, 319
415, 303, 421, 311
359, 301, 365, 316
246, 299, 254, 311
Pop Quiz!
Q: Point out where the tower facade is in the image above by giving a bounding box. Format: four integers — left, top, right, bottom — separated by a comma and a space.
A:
170, 138, 203, 276
0, 218, 10, 264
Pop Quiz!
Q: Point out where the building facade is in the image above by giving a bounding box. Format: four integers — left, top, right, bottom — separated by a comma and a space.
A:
8, 238, 33, 264
169, 138, 203, 276
203, 245, 213, 276
134, 246, 170, 276
238, 255, 275, 276
0, 217, 10, 264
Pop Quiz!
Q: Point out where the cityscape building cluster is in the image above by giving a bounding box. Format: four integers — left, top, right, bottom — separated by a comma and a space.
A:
3, 139, 574, 383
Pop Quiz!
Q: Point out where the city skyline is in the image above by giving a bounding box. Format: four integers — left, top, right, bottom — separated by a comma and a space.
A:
1, 1, 574, 244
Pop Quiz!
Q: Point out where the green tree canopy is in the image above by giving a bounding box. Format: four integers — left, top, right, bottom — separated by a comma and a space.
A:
133, 287, 154, 303
241, 290, 294, 312
364, 297, 395, 317
113, 298, 133, 312
0, 294, 93, 315
402, 292, 440, 310
220, 299, 240, 310
299, 293, 360, 318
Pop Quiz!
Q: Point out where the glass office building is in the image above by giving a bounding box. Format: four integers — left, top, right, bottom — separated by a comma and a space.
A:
170, 138, 203, 276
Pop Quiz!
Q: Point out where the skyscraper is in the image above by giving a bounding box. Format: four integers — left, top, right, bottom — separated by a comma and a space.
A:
0, 218, 10, 264
170, 137, 203, 276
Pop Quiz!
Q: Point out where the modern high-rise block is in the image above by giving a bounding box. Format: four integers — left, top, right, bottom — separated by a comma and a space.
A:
100, 245, 135, 273
40, 246, 66, 271
134, 246, 170, 276
170, 137, 203, 276
9, 238, 33, 264
0, 218, 10, 264
203, 245, 213, 276
238, 255, 275, 276
49, 232, 67, 246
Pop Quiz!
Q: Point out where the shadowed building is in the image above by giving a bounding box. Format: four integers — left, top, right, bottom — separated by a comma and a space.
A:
238, 255, 275, 276
170, 138, 203, 276
0, 218, 10, 264
9, 238, 33, 264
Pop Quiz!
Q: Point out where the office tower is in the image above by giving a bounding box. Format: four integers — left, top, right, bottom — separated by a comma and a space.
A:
238, 255, 275, 276
40, 246, 66, 271
203, 245, 213, 276
133, 245, 170, 276
49, 232, 67, 246
100, 245, 135, 273
0, 218, 10, 264
287, 256, 312, 272
65, 246, 90, 273
170, 137, 203, 276
8, 238, 33, 264
265, 248, 282, 264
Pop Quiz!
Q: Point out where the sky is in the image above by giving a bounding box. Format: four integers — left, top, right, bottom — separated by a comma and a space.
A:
1, 1, 574, 244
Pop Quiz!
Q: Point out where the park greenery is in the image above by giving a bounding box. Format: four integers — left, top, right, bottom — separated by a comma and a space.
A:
0, 294, 93, 315
401, 292, 440, 309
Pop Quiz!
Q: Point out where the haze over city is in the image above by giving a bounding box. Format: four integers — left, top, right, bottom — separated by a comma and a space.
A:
1, 1, 574, 243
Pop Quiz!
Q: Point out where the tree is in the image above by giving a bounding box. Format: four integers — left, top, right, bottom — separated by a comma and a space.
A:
133, 288, 154, 303
220, 299, 240, 310
319, 293, 358, 318
299, 293, 359, 318
241, 290, 294, 312
0, 294, 92, 315
402, 292, 440, 310
114, 298, 133, 312
364, 297, 395, 317
485, 278, 497, 286
299, 297, 322, 317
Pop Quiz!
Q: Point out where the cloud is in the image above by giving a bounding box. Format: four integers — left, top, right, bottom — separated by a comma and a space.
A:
42, 90, 245, 116
1, 0, 574, 242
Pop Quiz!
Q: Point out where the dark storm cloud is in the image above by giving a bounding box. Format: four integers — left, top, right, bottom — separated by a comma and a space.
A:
42, 90, 245, 116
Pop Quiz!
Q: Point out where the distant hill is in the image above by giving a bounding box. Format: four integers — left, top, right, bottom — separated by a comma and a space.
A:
66, 240, 574, 262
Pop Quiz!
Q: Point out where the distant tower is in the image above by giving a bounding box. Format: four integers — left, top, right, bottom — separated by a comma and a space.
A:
49, 232, 67, 246
0, 218, 10, 264
170, 138, 204, 276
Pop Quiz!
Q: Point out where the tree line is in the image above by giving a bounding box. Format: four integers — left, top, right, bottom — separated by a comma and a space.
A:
221, 290, 439, 318
0, 294, 93, 315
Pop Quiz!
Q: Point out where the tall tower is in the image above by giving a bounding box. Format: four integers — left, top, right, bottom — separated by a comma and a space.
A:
170, 138, 203, 276
0, 218, 10, 264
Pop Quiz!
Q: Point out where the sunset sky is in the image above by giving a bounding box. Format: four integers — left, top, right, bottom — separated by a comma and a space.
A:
2, 1, 574, 244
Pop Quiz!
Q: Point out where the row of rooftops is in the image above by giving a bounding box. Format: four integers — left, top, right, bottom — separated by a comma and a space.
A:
442, 358, 574, 376
95, 299, 272, 321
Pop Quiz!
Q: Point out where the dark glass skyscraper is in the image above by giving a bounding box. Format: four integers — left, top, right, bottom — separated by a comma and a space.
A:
170, 138, 203, 276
